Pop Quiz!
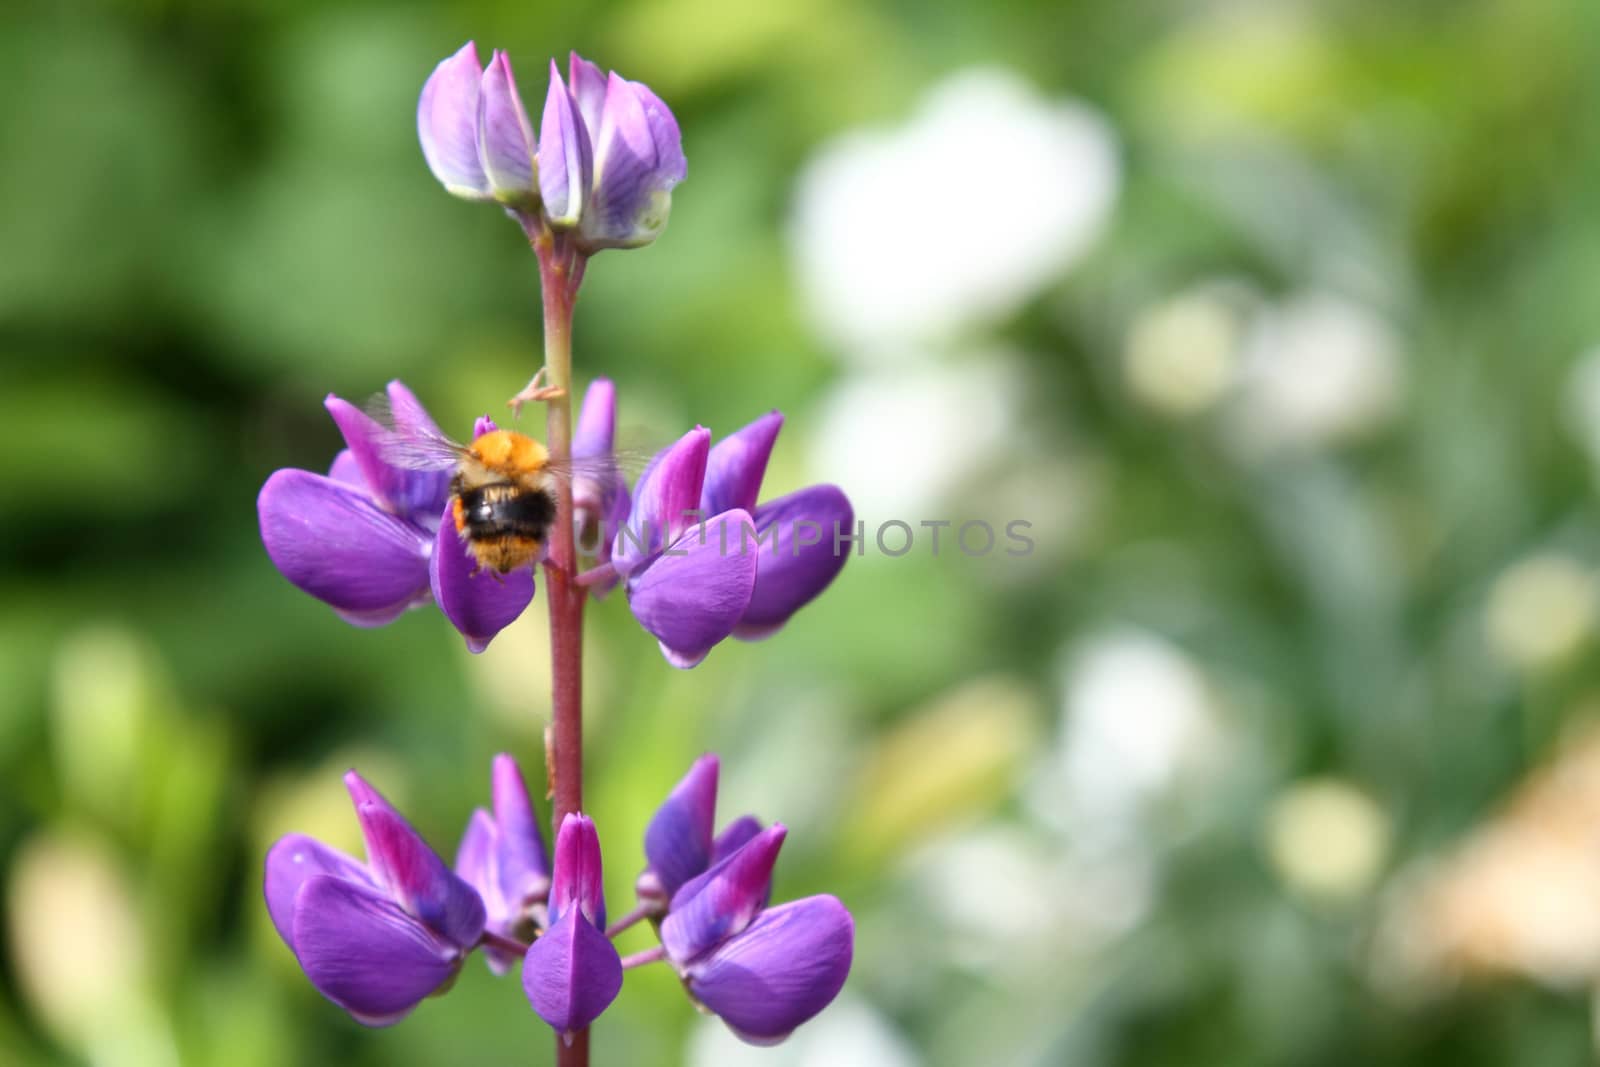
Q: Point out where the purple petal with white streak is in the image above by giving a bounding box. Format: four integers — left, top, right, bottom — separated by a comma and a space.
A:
418, 42, 491, 199
632, 80, 686, 184
567, 53, 608, 143
258, 470, 431, 616
538, 60, 592, 226
581, 74, 677, 248
478, 51, 539, 202
700, 411, 782, 518
430, 502, 536, 654
735, 485, 853, 640
520, 907, 623, 1034
626, 510, 757, 669
685, 895, 854, 1046
293, 875, 465, 1027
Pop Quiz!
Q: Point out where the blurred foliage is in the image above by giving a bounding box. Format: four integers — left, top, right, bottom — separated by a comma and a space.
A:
4, 0, 1600, 1064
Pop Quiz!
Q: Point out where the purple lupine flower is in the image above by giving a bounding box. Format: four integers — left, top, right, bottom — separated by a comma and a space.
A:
257, 381, 534, 652
660, 827, 854, 1045
571, 379, 629, 596
263, 771, 487, 1026
634, 754, 764, 914
419, 46, 684, 252
522, 814, 623, 1037
612, 413, 853, 668
454, 754, 550, 974
543, 52, 686, 251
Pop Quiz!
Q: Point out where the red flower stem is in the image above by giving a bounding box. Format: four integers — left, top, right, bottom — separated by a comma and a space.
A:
603, 901, 656, 939
534, 226, 592, 1067
619, 945, 668, 970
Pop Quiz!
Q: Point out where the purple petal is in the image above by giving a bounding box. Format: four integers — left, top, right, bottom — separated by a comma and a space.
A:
455, 809, 517, 975
572, 379, 616, 462
549, 813, 606, 930
538, 60, 593, 227
613, 427, 710, 576
572, 379, 629, 571
581, 74, 679, 249
701, 411, 782, 518
521, 907, 623, 1035
641, 754, 718, 902
735, 485, 853, 640
430, 502, 536, 654
626, 509, 758, 669
567, 52, 608, 141
324, 392, 447, 522
685, 896, 855, 1046
264, 834, 371, 950
418, 42, 491, 199
293, 875, 466, 1027
491, 754, 551, 909
712, 816, 765, 865
662, 825, 786, 965
328, 449, 364, 488
478, 51, 539, 202
258, 469, 431, 617
631, 80, 686, 184
345, 771, 486, 950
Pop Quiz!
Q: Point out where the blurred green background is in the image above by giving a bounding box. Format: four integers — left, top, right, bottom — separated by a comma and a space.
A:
6, 0, 1600, 1063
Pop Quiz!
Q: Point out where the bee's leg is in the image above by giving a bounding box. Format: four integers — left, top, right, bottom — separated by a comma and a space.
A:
508, 367, 567, 416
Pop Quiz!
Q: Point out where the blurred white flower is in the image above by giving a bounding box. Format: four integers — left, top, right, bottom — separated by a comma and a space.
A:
1123, 283, 1251, 417
1563, 346, 1600, 483
1053, 629, 1225, 832
1265, 777, 1391, 904
1228, 293, 1403, 451
687, 996, 921, 1067
1483, 553, 1596, 671
810, 353, 1024, 517
791, 69, 1118, 359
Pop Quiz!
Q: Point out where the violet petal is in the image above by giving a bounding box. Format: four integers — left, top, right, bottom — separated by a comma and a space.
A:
711, 816, 765, 865
327, 449, 364, 488
258, 469, 431, 616
324, 394, 443, 522
520, 907, 623, 1034
293, 875, 465, 1027
662, 825, 786, 965
430, 502, 536, 654
684, 895, 854, 1046
567, 52, 608, 143
613, 427, 710, 576
264, 834, 371, 950
455, 809, 516, 975
418, 42, 491, 199
538, 60, 593, 227
582, 74, 676, 249
735, 485, 853, 640
478, 50, 539, 203
491, 753, 551, 910
345, 771, 486, 950
626, 509, 758, 669
700, 411, 782, 518
642, 754, 718, 901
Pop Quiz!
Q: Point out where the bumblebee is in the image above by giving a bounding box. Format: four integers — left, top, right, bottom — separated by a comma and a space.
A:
370, 398, 618, 575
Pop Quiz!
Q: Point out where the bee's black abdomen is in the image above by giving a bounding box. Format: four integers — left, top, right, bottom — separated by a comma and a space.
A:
457, 483, 556, 542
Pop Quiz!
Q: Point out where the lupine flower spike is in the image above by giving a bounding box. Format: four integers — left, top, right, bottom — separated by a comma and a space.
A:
264, 771, 486, 1026
420, 46, 684, 252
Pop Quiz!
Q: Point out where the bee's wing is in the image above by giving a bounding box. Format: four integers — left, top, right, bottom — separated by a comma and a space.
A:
543, 446, 656, 488
362, 393, 467, 471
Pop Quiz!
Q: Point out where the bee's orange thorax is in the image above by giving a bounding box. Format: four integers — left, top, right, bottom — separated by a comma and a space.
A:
468, 429, 548, 479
